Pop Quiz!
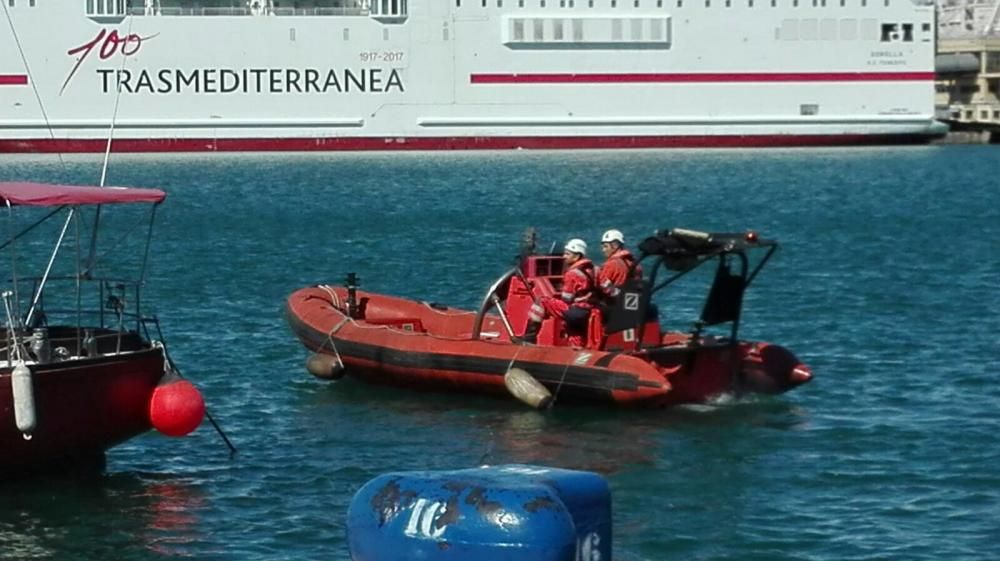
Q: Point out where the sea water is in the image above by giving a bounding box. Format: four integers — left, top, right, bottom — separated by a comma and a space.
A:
0, 146, 997, 560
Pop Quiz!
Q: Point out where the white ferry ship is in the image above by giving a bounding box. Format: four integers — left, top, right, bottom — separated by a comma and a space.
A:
0, 0, 939, 152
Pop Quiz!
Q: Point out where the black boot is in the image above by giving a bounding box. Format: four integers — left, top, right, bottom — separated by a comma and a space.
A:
521, 320, 541, 344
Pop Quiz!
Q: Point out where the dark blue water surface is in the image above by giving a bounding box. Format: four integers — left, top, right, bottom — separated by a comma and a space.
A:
0, 146, 997, 560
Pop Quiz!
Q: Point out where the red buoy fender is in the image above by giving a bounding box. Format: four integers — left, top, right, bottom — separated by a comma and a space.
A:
149, 379, 206, 437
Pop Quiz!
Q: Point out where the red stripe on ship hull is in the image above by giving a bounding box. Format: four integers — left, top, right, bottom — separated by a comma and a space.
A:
0, 75, 28, 85
0, 134, 932, 153
470, 72, 936, 84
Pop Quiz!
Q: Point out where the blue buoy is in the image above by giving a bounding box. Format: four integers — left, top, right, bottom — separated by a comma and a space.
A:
347, 464, 611, 561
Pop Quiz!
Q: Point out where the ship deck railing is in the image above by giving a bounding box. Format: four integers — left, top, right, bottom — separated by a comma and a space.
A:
125, 6, 369, 17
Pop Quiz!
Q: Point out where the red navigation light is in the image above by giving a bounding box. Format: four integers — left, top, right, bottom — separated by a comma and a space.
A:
745, 231, 758, 243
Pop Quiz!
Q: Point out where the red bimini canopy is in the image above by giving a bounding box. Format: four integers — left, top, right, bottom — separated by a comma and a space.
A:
0, 181, 166, 207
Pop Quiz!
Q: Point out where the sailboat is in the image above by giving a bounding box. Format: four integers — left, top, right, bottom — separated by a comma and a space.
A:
0, 181, 206, 476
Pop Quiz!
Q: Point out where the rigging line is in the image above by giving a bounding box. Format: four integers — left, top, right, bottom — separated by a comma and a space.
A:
0, 206, 65, 252
26, 209, 76, 327
5, 202, 20, 324
1, 2, 64, 167
88, 15, 138, 276
99, 13, 136, 187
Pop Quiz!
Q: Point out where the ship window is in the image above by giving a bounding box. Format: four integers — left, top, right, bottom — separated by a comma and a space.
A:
860, 18, 877, 39
792, 0, 798, 7
964, 110, 973, 119
554, 19, 564, 39
513, 19, 524, 39
483, 0, 487, 7
812, 0, 816, 5
771, 0, 775, 6
725, 0, 730, 6
635, 0, 640, 6
589, 0, 594, 5
981, 110, 989, 120
821, 18, 836, 39
443, 22, 450, 40
631, 18, 642, 38
993, 111, 999, 120
839, 19, 857, 39
289, 28, 296, 41
800, 104, 819, 115
651, 18, 663, 38
7, 0, 12, 7
780, 18, 798, 40
519, 0, 524, 6
880, 23, 897, 42
30, 0, 34, 6
560, 0, 565, 6
573, 18, 584, 39
840, 0, 844, 5
800, 18, 817, 39
456, 0, 460, 6
570, 0, 575, 6
612, 19, 622, 40
748, 0, 753, 6
860, 0, 866, 6
657, 0, 662, 6
611, 0, 616, 6
705, 0, 710, 6
383, 28, 390, 40
540, 0, 545, 6
922, 22, 930, 32
677, 0, 683, 6
498, 0, 502, 5
821, 0, 825, 5
343, 28, 350, 40
883, 0, 888, 5
901, 23, 912, 41
533, 19, 543, 40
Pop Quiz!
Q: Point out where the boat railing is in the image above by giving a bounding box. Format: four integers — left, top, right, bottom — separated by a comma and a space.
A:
3, 275, 151, 336
125, 5, 369, 16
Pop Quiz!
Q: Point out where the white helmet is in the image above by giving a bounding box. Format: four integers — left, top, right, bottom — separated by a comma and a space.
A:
601, 229, 625, 244
564, 238, 587, 256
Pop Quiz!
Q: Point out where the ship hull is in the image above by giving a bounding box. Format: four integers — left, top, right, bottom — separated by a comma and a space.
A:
0, 348, 165, 477
0, 2, 941, 152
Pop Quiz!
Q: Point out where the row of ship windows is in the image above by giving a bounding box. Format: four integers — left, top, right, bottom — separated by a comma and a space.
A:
954, 109, 1000, 121
461, 0, 894, 8
777, 19, 930, 41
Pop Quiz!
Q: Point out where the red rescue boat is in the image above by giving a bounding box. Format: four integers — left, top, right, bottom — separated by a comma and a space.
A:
285, 228, 812, 408
0, 182, 206, 477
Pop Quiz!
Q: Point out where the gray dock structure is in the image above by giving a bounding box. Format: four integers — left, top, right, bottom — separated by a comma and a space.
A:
936, 0, 1000, 142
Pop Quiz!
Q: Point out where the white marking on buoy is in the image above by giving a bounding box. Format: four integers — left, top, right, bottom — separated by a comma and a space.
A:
404, 498, 448, 539
577, 531, 602, 561
498, 466, 550, 476
574, 353, 592, 365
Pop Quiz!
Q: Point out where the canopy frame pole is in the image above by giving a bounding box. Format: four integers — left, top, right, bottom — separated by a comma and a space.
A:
25, 208, 75, 327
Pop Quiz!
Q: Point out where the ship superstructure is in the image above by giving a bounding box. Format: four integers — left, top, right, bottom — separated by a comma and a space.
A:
0, 0, 939, 151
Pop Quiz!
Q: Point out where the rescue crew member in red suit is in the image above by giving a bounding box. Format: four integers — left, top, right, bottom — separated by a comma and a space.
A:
597, 229, 642, 298
522, 238, 596, 346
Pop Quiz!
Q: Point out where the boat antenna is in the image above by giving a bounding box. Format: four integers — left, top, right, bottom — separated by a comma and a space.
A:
85, 14, 137, 278
1, 2, 64, 166
98, 14, 136, 187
